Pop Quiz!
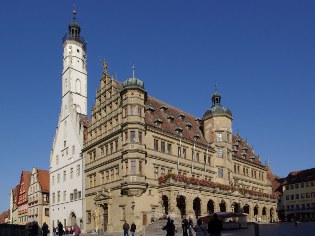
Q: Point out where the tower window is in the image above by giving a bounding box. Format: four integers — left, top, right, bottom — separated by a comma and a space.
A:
218, 168, 223, 178
216, 133, 222, 142
77, 49, 80, 53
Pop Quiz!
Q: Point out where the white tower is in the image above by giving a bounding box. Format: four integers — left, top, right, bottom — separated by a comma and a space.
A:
49, 9, 87, 231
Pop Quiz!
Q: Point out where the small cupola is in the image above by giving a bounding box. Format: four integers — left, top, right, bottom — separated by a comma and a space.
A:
122, 65, 145, 89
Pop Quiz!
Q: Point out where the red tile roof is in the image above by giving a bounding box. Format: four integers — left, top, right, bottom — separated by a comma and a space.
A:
0, 210, 10, 224
37, 169, 49, 193
281, 167, 315, 185
17, 171, 31, 206
232, 134, 263, 166
145, 96, 210, 147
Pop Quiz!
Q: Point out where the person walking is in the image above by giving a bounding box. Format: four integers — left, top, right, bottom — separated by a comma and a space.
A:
193, 218, 207, 236
42, 222, 49, 236
182, 215, 189, 236
73, 223, 81, 236
123, 220, 130, 236
208, 213, 223, 236
188, 216, 194, 236
52, 227, 56, 236
58, 222, 64, 236
130, 222, 136, 236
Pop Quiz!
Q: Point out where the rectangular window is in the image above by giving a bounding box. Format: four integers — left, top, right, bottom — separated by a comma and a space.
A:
111, 169, 114, 180
138, 106, 142, 116
70, 193, 73, 201
301, 193, 305, 199
74, 189, 78, 200
45, 208, 49, 217
290, 195, 294, 200
131, 160, 136, 175
101, 146, 104, 156
52, 193, 55, 204
178, 146, 181, 157
154, 139, 158, 151
301, 183, 304, 188
115, 167, 119, 179
56, 155, 59, 165
110, 143, 113, 154
139, 131, 142, 144
57, 191, 60, 202
78, 191, 81, 199
227, 133, 230, 143
77, 165, 80, 176
115, 140, 118, 151
105, 145, 108, 156
139, 161, 142, 175
285, 185, 289, 190
311, 192, 315, 197
63, 191, 66, 201
216, 133, 222, 142
167, 143, 172, 154
72, 145, 75, 154
161, 141, 165, 152
196, 153, 199, 162
306, 193, 310, 198
295, 184, 299, 189
290, 185, 294, 189
161, 168, 165, 176
106, 171, 109, 182
296, 194, 299, 199
183, 148, 186, 158
208, 156, 211, 165
70, 168, 73, 179
63, 171, 66, 181
130, 131, 136, 143
217, 148, 223, 158
218, 168, 223, 178
52, 176, 55, 185
125, 131, 128, 142
154, 167, 159, 179
57, 174, 60, 183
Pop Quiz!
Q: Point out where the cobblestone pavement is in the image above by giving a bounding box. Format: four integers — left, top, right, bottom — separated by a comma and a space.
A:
50, 222, 315, 236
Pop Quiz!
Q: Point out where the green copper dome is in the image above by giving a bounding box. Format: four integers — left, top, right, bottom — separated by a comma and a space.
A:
122, 77, 144, 89
203, 92, 233, 119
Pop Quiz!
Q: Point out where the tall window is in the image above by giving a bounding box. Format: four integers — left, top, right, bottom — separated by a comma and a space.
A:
182, 148, 186, 158
154, 167, 158, 179
70, 168, 73, 179
217, 148, 223, 158
131, 161, 136, 175
57, 191, 60, 202
227, 133, 230, 143
216, 133, 222, 142
63, 171, 66, 181
196, 153, 200, 162
74, 189, 78, 200
63, 191, 66, 201
57, 174, 60, 183
139, 131, 142, 144
161, 141, 165, 152
130, 131, 136, 143
77, 165, 80, 176
115, 140, 119, 151
218, 168, 223, 178
52, 176, 55, 185
154, 139, 158, 151
167, 144, 172, 154
139, 161, 142, 175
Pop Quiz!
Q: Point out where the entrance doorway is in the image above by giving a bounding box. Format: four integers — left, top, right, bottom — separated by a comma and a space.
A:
231, 202, 240, 213
70, 212, 76, 226
103, 204, 108, 232
162, 195, 169, 215
243, 204, 250, 214
176, 195, 186, 217
207, 200, 214, 214
219, 200, 226, 212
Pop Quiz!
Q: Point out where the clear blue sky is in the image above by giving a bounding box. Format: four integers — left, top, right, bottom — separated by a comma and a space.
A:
1, 0, 315, 213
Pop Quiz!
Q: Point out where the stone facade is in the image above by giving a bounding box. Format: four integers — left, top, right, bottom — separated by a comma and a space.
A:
83, 65, 278, 233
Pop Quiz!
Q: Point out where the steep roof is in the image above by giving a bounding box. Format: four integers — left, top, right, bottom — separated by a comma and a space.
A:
37, 169, 49, 193
17, 171, 31, 205
232, 134, 263, 166
145, 96, 210, 147
266, 167, 283, 196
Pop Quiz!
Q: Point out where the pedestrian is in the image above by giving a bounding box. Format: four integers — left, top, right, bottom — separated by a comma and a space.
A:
42, 222, 49, 236
188, 216, 193, 236
193, 218, 207, 236
52, 227, 56, 236
208, 213, 223, 236
182, 215, 189, 236
58, 222, 64, 236
73, 223, 81, 236
123, 220, 130, 236
130, 222, 136, 236
163, 218, 176, 236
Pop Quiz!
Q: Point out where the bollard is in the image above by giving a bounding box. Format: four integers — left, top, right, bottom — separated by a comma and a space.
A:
254, 222, 259, 236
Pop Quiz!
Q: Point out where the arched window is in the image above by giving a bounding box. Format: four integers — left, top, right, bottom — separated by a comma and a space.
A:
76, 79, 81, 93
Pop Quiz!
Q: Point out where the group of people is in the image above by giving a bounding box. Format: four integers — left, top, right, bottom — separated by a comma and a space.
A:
123, 221, 137, 236
162, 213, 223, 236
52, 222, 81, 236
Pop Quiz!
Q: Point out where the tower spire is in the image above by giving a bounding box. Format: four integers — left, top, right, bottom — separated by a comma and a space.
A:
72, 3, 76, 21
132, 64, 135, 78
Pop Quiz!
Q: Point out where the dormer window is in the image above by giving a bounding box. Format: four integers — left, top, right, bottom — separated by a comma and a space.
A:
160, 104, 168, 112
186, 122, 192, 131
175, 127, 183, 135
195, 118, 201, 125
145, 106, 155, 113
154, 118, 163, 127
167, 115, 174, 123
194, 134, 200, 141
249, 156, 255, 162
178, 113, 185, 121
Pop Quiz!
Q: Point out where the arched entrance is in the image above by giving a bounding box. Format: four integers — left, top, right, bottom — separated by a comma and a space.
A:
193, 198, 201, 218
254, 205, 259, 221
207, 200, 214, 214
231, 202, 240, 213
262, 207, 267, 222
243, 204, 250, 214
219, 200, 226, 212
177, 195, 186, 217
162, 195, 169, 215
70, 212, 76, 226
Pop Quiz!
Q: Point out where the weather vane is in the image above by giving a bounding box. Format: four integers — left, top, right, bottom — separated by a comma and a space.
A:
132, 64, 135, 78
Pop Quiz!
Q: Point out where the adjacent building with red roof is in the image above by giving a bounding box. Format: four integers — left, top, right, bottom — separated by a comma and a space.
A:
16, 171, 31, 224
